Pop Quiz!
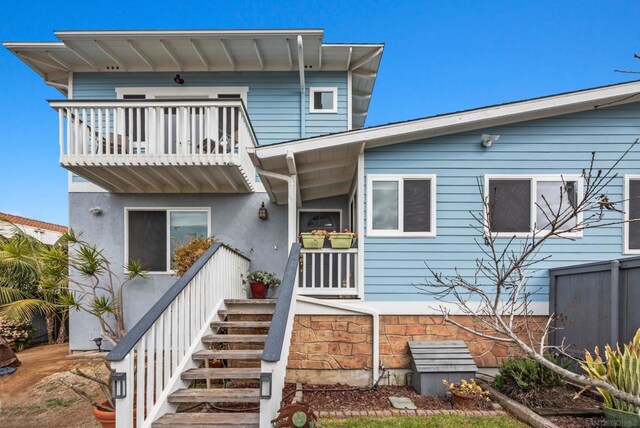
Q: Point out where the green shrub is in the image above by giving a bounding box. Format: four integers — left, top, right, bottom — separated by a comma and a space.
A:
172, 236, 216, 276
495, 355, 565, 391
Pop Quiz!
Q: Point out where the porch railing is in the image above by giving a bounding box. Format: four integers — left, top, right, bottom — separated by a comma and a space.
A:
260, 243, 302, 426
50, 99, 257, 165
106, 243, 250, 427
299, 248, 359, 296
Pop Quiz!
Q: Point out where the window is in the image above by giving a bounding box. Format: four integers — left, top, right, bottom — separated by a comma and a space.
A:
309, 87, 337, 113
126, 208, 209, 272
486, 175, 582, 236
367, 175, 436, 237
624, 176, 640, 253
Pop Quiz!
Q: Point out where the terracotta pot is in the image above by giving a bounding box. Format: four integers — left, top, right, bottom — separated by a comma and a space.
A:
93, 401, 136, 428
250, 281, 269, 299
451, 391, 477, 410
92, 402, 116, 428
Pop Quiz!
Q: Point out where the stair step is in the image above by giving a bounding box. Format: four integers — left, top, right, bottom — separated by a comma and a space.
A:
168, 388, 260, 403
192, 349, 263, 360
211, 320, 271, 329
153, 412, 259, 427
181, 367, 261, 380
202, 334, 267, 343
218, 308, 274, 316
224, 299, 276, 305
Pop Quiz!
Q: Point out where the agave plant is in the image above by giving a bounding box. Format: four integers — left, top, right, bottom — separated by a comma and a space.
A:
581, 328, 640, 415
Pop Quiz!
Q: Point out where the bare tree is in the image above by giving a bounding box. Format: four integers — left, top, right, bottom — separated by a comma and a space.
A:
416, 139, 640, 407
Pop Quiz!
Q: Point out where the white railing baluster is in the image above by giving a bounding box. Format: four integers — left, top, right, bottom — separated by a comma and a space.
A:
97, 108, 103, 155
298, 248, 359, 296
136, 338, 145, 426
146, 326, 155, 418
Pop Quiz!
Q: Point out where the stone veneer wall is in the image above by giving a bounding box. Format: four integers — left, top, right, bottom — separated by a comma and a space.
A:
286, 314, 546, 384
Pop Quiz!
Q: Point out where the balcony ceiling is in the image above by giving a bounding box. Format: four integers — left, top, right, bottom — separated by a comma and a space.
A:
4, 29, 383, 129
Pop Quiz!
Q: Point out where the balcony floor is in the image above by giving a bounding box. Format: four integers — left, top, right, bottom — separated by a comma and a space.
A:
65, 161, 253, 193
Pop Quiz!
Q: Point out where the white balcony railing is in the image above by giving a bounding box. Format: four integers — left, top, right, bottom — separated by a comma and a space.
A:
299, 248, 359, 296
50, 99, 258, 192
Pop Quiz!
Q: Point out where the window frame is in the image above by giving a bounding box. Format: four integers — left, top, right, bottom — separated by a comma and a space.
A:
623, 175, 640, 254
366, 174, 437, 238
124, 207, 211, 274
484, 174, 584, 238
309, 87, 338, 113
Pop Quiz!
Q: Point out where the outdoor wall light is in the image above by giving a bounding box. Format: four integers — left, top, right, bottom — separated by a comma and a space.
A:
481, 134, 500, 148
110, 372, 127, 399
260, 372, 272, 399
89, 207, 102, 215
92, 337, 103, 352
259, 202, 269, 221
173, 73, 185, 85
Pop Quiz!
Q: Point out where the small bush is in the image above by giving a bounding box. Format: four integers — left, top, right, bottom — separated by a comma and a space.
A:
172, 236, 216, 276
494, 355, 567, 407
0, 316, 33, 352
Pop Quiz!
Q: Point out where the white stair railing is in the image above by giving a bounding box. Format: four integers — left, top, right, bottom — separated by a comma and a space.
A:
106, 244, 250, 428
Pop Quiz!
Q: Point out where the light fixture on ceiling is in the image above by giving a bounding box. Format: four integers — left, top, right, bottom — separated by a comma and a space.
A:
173, 74, 185, 85
481, 134, 500, 148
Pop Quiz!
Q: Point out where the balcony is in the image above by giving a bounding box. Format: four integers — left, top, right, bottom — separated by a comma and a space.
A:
298, 248, 359, 297
51, 99, 257, 193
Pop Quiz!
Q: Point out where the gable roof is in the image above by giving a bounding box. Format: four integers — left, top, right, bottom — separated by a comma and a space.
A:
3, 28, 383, 129
0, 212, 67, 233
250, 79, 640, 204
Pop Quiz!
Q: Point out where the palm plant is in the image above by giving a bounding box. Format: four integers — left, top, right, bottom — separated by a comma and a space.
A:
0, 224, 61, 343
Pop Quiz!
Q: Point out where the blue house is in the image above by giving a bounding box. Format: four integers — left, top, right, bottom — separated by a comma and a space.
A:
5, 29, 640, 427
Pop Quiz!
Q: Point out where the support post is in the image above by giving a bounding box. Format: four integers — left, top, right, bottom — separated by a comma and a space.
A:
610, 259, 620, 346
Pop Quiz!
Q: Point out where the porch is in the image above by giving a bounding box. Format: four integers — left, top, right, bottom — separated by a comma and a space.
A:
51, 98, 257, 193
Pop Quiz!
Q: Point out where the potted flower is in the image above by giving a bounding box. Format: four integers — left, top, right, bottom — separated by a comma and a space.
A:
328, 229, 357, 249
442, 378, 490, 410
299, 229, 329, 249
245, 271, 281, 299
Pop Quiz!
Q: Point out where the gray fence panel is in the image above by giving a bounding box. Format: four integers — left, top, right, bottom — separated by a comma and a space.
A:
549, 256, 640, 360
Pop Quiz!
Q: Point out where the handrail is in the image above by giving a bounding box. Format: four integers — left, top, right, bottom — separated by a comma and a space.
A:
262, 243, 302, 362
106, 243, 248, 362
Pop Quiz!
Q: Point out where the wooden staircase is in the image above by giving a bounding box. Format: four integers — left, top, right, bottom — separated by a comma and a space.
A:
152, 299, 275, 427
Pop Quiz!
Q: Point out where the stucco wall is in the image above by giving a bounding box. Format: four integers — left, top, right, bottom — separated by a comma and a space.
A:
68, 192, 288, 351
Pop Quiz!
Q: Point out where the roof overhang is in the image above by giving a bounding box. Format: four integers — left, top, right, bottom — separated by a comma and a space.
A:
251, 80, 640, 203
4, 29, 383, 128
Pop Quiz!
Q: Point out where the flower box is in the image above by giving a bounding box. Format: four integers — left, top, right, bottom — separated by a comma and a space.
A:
300, 233, 326, 249
329, 233, 353, 249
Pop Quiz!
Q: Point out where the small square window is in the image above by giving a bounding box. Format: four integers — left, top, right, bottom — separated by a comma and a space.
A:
309, 88, 337, 113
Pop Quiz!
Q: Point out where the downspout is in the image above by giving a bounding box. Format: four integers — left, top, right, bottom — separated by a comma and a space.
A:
297, 35, 306, 139
296, 296, 380, 386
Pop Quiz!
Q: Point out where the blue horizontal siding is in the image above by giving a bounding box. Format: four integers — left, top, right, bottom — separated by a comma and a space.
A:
363, 102, 640, 302
72, 71, 348, 145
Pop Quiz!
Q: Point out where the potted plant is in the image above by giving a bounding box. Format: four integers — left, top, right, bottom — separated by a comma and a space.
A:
244, 271, 281, 299
328, 229, 357, 249
61, 362, 128, 428
581, 328, 640, 427
299, 229, 329, 249
442, 378, 490, 410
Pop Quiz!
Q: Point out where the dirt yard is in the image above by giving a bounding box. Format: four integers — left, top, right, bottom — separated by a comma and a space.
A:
0, 344, 104, 428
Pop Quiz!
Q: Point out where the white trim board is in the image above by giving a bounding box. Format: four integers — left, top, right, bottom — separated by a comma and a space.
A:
253, 80, 640, 159
115, 86, 249, 103
295, 300, 550, 316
